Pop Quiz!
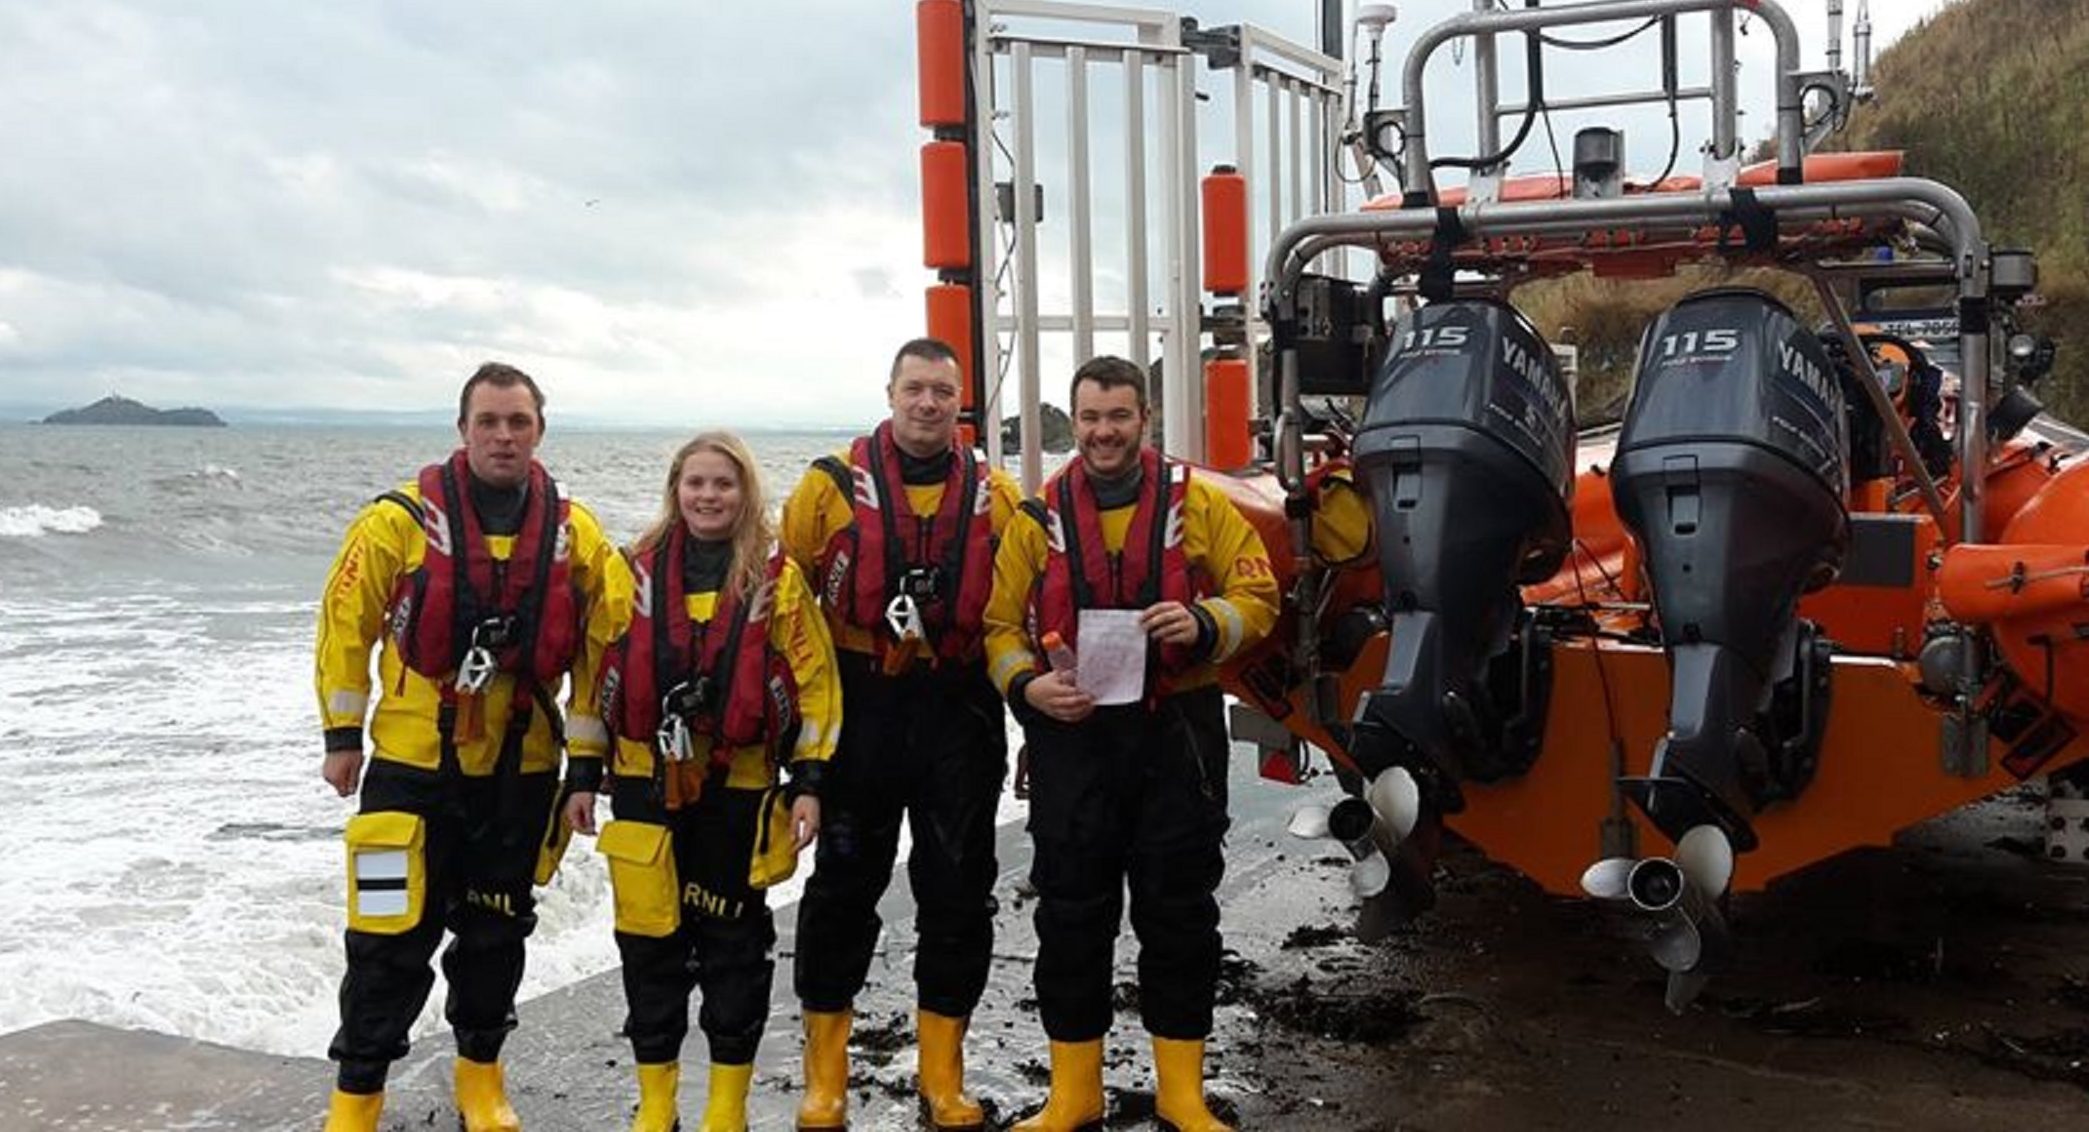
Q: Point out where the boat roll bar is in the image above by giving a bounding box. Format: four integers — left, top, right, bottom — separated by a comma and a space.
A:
1390, 0, 1808, 204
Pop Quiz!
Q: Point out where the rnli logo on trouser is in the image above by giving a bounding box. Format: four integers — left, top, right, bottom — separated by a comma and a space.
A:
683, 880, 746, 921
465, 887, 520, 918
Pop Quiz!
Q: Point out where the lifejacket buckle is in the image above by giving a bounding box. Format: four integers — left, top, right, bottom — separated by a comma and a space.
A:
471, 615, 519, 652
455, 646, 498, 694
895, 567, 942, 601
656, 678, 713, 763
662, 676, 714, 718
884, 593, 925, 642
454, 616, 515, 694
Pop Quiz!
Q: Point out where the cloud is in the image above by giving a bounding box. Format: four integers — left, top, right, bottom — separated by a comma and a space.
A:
0, 0, 926, 426
0, 0, 1940, 426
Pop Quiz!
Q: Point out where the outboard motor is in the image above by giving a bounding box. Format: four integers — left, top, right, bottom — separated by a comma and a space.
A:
1612, 289, 1849, 851
1349, 299, 1576, 813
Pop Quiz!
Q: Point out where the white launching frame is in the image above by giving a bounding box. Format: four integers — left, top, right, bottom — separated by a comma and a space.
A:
969, 0, 1347, 489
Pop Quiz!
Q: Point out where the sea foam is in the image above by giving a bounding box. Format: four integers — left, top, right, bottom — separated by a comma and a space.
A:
0, 504, 103, 538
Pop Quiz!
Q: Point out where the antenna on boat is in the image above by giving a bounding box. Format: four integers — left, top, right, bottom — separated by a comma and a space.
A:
1851, 0, 1875, 100
1357, 3, 1398, 99
1826, 1, 1843, 77
1343, 4, 1399, 197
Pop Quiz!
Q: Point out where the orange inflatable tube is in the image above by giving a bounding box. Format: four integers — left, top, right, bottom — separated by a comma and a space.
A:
1938, 544, 2089, 624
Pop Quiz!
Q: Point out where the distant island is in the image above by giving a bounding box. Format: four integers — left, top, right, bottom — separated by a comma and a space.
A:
42, 395, 226, 427
1001, 402, 1073, 454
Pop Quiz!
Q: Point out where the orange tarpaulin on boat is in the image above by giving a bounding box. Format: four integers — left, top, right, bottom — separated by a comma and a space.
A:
1364, 151, 1906, 209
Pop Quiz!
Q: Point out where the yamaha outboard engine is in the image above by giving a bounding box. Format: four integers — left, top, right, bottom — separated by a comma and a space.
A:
1350, 299, 1576, 812
1612, 289, 1849, 851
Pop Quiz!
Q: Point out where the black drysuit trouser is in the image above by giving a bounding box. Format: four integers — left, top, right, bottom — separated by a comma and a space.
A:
1023, 683, 1230, 1043
330, 759, 558, 1093
612, 778, 777, 1067
794, 652, 1009, 1017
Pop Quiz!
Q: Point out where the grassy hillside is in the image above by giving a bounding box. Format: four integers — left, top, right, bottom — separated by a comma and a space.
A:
1829, 0, 2089, 424
1522, 0, 2085, 424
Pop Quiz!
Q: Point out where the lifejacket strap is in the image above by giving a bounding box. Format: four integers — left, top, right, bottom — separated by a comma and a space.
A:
436, 695, 460, 781
373, 490, 421, 522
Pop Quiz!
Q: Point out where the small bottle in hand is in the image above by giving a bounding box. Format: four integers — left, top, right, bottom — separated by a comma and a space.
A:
1042, 630, 1077, 676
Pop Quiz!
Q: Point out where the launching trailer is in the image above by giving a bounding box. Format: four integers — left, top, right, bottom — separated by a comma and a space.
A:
916, 0, 2089, 1011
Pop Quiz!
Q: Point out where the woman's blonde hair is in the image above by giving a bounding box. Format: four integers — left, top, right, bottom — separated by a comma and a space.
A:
632, 430, 774, 600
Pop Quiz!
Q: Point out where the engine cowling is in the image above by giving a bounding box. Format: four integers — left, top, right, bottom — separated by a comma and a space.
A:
1349, 299, 1575, 804
1611, 288, 1850, 849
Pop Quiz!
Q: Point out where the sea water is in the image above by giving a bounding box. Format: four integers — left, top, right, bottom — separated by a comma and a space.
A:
0, 421, 934, 1057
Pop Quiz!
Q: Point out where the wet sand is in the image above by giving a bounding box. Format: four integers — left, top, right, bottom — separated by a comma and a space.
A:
5, 750, 2089, 1129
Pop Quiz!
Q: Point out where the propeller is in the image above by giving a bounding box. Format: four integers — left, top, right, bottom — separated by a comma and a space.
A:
1674, 823, 1735, 896
1327, 797, 1392, 897
1285, 799, 1390, 896
1287, 767, 1441, 928
1579, 856, 1635, 901
1579, 823, 1737, 1014
1663, 971, 1710, 1015
1364, 765, 1422, 842
1287, 804, 1333, 841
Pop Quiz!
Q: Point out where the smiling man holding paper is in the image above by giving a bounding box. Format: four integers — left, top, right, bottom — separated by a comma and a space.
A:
983, 355, 1278, 1132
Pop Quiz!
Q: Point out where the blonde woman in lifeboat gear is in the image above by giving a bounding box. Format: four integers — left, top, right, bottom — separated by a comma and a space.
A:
566, 430, 840, 1132
779, 338, 1023, 1132
984, 355, 1278, 1132
314, 362, 632, 1132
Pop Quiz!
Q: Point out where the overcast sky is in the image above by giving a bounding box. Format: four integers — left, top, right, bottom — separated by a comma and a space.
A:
0, 1, 1944, 427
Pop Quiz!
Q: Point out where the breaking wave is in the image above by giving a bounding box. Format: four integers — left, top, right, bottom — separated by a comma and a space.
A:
0, 504, 103, 538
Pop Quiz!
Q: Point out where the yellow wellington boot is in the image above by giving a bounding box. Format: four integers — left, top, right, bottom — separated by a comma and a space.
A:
322, 1088, 384, 1132
1151, 1037, 1232, 1132
1010, 1039, 1104, 1132
916, 1010, 985, 1131
696, 1063, 753, 1132
794, 1009, 851, 1130
631, 1062, 681, 1132
454, 1057, 522, 1132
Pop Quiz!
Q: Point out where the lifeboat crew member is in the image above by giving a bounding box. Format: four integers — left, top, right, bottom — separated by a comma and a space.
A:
315, 362, 631, 1132
782, 337, 1023, 1131
984, 356, 1278, 1132
567, 430, 839, 1132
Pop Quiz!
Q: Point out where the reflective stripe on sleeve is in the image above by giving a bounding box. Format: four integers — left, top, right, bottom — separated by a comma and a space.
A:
566, 713, 608, 748
1205, 598, 1246, 661
991, 649, 1040, 693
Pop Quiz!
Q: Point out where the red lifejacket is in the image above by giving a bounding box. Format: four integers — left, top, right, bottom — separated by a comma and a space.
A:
605, 527, 798, 768
1027, 448, 1198, 678
814, 422, 996, 662
385, 450, 579, 688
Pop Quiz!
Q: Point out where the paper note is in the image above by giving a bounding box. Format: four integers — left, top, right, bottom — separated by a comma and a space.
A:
1075, 609, 1150, 706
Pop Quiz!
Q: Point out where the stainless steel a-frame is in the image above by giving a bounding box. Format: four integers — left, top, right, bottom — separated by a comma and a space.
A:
964, 0, 1346, 488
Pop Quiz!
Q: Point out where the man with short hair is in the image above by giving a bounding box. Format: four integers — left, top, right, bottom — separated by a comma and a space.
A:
315, 362, 630, 1132
782, 338, 1022, 1131
985, 356, 1278, 1132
